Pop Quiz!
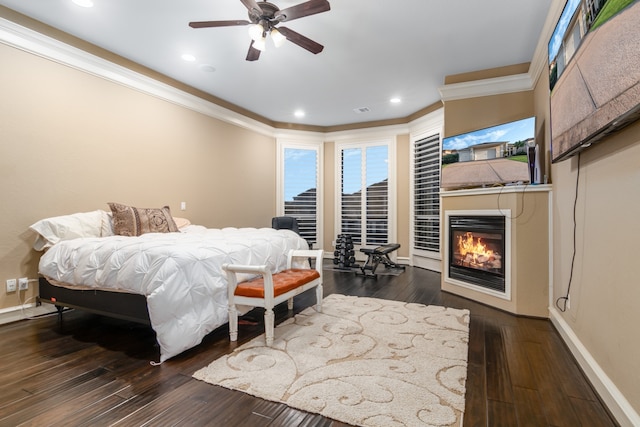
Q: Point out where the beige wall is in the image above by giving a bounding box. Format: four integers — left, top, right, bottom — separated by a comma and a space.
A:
0, 43, 277, 311
530, 45, 640, 414
547, 114, 640, 412
444, 91, 534, 138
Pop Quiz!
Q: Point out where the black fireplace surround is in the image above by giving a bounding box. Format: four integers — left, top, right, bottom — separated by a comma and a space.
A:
448, 215, 506, 293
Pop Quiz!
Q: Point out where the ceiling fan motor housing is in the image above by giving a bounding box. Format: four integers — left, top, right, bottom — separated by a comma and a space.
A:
249, 2, 281, 24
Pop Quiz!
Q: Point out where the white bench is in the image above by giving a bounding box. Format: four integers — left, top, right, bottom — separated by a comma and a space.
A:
223, 249, 323, 346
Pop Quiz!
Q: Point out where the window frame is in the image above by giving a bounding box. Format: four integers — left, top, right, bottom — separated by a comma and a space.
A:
276, 138, 324, 247
409, 109, 444, 271
334, 136, 397, 251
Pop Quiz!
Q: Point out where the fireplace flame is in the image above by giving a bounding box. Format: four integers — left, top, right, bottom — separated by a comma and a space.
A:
457, 232, 494, 261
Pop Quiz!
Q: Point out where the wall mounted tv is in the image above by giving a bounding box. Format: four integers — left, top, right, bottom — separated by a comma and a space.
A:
549, 0, 640, 163
441, 117, 536, 190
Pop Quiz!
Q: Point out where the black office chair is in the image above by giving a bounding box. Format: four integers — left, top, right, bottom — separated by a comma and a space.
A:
271, 216, 300, 235
272, 216, 314, 266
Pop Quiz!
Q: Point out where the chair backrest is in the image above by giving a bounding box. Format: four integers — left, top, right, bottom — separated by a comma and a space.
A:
271, 216, 300, 234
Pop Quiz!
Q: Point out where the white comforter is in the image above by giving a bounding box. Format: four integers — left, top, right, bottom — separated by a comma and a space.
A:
38, 226, 308, 362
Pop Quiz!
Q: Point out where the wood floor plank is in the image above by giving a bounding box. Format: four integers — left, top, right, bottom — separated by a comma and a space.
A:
484, 323, 513, 403
74, 373, 192, 426
523, 341, 581, 427
544, 328, 601, 402
569, 396, 617, 427
0, 264, 617, 427
512, 386, 548, 426
502, 324, 537, 389
17, 377, 129, 426
462, 362, 487, 427
110, 378, 210, 426
487, 399, 519, 426
0, 369, 113, 426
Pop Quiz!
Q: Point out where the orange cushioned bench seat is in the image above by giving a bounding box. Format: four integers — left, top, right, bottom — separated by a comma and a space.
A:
223, 249, 324, 346
235, 269, 321, 298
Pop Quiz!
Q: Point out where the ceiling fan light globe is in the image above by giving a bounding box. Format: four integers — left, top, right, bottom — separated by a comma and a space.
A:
254, 36, 267, 52
248, 23, 264, 41
270, 28, 286, 47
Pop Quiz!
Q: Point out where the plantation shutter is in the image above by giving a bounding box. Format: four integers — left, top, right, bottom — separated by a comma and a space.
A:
414, 133, 440, 252
340, 145, 388, 246
283, 147, 318, 245
365, 145, 388, 245
341, 148, 362, 244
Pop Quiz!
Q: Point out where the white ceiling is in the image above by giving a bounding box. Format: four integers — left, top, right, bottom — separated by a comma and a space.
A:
0, 0, 553, 127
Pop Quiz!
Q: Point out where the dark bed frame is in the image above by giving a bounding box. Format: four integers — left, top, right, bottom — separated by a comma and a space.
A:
38, 277, 151, 325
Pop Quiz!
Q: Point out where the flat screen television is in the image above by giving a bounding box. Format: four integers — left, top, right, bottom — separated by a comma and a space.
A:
549, 0, 640, 163
441, 117, 536, 190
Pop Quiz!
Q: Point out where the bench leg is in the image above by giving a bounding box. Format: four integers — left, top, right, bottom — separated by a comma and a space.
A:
264, 307, 275, 346
316, 284, 323, 313
287, 297, 294, 310
228, 305, 238, 342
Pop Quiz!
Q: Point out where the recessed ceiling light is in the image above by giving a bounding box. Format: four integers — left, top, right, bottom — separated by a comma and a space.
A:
390, 97, 401, 104
294, 110, 305, 118
72, 0, 94, 7
181, 54, 196, 62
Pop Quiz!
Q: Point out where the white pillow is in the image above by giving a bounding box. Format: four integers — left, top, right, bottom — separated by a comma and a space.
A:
172, 217, 191, 229
30, 210, 112, 251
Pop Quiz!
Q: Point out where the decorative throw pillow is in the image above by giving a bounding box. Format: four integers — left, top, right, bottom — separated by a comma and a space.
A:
108, 203, 179, 236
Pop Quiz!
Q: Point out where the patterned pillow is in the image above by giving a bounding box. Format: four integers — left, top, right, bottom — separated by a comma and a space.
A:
108, 203, 179, 236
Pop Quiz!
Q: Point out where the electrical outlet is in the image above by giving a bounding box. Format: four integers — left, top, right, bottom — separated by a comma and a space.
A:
567, 296, 571, 310
18, 277, 29, 291
6, 279, 17, 293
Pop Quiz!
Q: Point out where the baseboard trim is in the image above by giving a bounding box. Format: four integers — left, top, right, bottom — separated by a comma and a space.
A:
0, 303, 58, 325
549, 307, 640, 427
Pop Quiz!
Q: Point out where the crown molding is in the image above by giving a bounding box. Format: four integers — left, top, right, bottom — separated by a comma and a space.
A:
438, 72, 534, 101
438, 0, 567, 102
0, 17, 276, 138
1, 1, 565, 138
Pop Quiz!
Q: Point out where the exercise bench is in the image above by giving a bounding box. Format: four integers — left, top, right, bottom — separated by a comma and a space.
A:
358, 243, 405, 278
223, 249, 323, 346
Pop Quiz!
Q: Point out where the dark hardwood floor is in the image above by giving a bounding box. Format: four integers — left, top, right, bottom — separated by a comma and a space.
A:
0, 264, 617, 426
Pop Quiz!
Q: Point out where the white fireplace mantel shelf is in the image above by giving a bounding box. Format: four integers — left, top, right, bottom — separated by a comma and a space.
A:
441, 184, 552, 198
440, 184, 552, 317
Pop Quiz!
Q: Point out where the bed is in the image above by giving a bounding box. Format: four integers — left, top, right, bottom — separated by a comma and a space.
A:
31, 207, 309, 363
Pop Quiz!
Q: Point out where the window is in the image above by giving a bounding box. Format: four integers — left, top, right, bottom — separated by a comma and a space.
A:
413, 133, 440, 253
339, 142, 391, 246
278, 141, 322, 246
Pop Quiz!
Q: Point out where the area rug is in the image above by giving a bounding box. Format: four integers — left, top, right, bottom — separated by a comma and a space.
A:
193, 294, 470, 427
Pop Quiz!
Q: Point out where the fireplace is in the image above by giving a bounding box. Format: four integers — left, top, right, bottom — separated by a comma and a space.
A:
444, 210, 511, 299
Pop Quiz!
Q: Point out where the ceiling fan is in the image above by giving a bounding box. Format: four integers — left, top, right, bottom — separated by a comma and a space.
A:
189, 0, 331, 61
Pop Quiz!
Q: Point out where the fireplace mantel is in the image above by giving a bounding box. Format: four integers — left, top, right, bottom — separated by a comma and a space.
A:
441, 185, 551, 317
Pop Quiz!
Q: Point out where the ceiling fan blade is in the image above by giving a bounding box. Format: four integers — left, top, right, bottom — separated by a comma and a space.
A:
275, 0, 330, 22
189, 20, 251, 28
246, 41, 261, 61
277, 26, 324, 54
240, 0, 263, 16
